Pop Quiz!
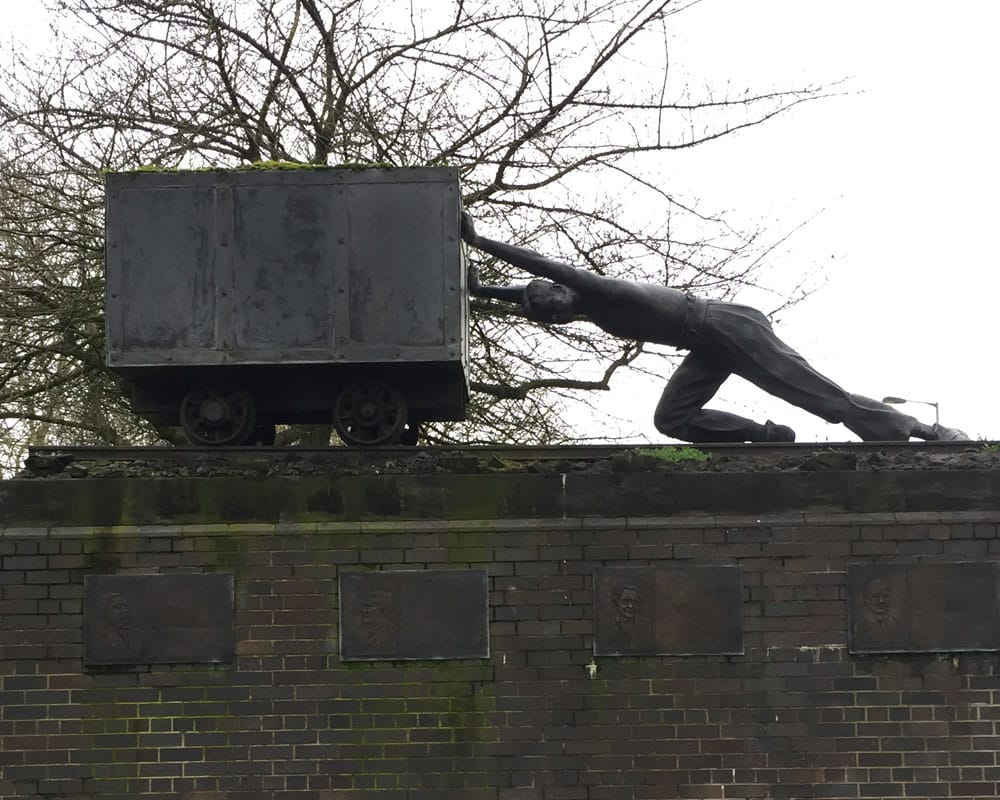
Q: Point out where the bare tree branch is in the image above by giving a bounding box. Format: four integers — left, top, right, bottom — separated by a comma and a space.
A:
0, 0, 831, 464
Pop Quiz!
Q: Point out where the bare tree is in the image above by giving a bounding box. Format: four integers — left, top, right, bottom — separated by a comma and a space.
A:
0, 0, 830, 467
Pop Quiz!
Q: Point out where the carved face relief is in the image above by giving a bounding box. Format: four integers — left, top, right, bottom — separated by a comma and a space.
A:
99, 592, 134, 652
859, 575, 904, 635
361, 589, 397, 647
615, 584, 640, 625
863, 578, 891, 617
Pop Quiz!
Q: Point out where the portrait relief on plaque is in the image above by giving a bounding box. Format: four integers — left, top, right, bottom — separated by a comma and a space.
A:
849, 569, 908, 652
861, 576, 901, 632
84, 573, 235, 666
360, 588, 398, 650
339, 569, 489, 661
607, 581, 648, 653
593, 565, 742, 656
848, 563, 1000, 654
93, 590, 141, 660
615, 583, 641, 627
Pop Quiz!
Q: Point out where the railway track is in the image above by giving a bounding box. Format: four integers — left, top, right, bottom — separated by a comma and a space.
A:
19, 440, 996, 479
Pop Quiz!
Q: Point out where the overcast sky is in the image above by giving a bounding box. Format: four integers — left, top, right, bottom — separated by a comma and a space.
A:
6, 1, 998, 443
578, 0, 1000, 443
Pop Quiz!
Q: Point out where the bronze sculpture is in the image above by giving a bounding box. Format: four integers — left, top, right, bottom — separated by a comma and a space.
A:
462, 212, 967, 443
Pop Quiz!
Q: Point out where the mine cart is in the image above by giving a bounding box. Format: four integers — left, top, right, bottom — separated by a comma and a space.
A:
104, 166, 468, 446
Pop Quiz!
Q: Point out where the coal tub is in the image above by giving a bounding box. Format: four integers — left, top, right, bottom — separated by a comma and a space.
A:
105, 166, 467, 445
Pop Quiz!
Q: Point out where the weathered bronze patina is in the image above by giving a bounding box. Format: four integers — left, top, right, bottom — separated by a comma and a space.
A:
463, 212, 968, 444
848, 562, 1000, 653
594, 565, 743, 656
84, 573, 234, 665
339, 569, 489, 660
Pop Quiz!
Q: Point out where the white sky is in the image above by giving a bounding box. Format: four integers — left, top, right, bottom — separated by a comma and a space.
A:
583, 0, 1000, 443
5, 1, 998, 443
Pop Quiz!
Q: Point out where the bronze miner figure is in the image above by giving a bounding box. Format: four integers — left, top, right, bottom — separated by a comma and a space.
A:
462, 212, 967, 443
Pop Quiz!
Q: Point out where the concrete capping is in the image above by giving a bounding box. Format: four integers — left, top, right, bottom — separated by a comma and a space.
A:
6, 469, 1000, 529
4, 509, 1000, 540
0, 526, 51, 538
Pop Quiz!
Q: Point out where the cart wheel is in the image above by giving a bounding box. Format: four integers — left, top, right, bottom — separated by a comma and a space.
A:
333, 379, 407, 446
180, 381, 257, 446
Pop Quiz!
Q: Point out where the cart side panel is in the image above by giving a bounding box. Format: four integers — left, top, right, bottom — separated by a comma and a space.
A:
231, 183, 342, 352
108, 184, 219, 357
343, 179, 461, 358
107, 168, 465, 371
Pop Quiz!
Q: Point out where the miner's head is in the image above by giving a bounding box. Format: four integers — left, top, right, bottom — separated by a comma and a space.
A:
522, 279, 580, 324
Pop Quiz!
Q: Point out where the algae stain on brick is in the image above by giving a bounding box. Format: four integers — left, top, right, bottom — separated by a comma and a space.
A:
82, 676, 241, 790
360, 478, 405, 517
411, 663, 498, 748
444, 527, 492, 566
77, 683, 144, 786
447, 666, 497, 746
83, 530, 124, 573
205, 531, 248, 577
443, 475, 510, 521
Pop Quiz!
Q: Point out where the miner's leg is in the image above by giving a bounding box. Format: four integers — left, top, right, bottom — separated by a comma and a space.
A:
910, 420, 970, 441
653, 351, 795, 442
848, 403, 964, 440
839, 394, 921, 441
705, 303, 921, 441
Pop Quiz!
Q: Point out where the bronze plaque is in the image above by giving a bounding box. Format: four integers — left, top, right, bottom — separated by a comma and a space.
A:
594, 565, 743, 656
339, 569, 489, 660
848, 562, 1000, 654
84, 574, 235, 665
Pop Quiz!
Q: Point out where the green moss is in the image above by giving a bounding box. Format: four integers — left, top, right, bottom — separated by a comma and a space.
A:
636, 445, 710, 463
104, 160, 398, 176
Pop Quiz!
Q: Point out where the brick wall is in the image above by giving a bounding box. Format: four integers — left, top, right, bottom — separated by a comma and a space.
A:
3, 463, 1000, 799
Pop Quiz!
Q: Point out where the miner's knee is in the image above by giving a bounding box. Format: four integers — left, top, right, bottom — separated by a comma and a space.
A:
653, 405, 689, 438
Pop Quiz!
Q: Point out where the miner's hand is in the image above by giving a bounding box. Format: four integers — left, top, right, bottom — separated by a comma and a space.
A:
467, 263, 483, 296
460, 211, 479, 246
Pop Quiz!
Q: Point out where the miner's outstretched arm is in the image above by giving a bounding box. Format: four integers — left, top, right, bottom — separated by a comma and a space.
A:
462, 212, 602, 293
467, 264, 526, 304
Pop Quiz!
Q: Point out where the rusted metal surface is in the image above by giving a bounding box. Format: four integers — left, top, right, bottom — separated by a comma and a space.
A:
594, 565, 743, 656
84, 574, 235, 666
848, 562, 1000, 653
339, 569, 489, 660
